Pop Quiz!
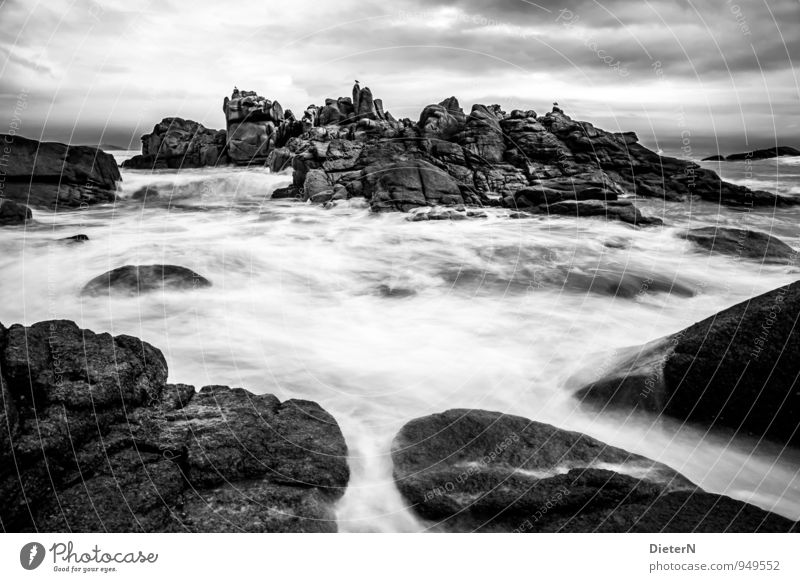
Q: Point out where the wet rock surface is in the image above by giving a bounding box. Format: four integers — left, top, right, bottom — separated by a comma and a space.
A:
81, 264, 212, 296
392, 409, 797, 532
0, 320, 350, 532
685, 226, 796, 261
577, 281, 800, 447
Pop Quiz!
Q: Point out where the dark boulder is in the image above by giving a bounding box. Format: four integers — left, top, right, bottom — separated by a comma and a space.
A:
363, 159, 464, 212
0, 199, 32, 225
392, 409, 797, 532
685, 226, 795, 262
577, 281, 800, 447
0, 319, 350, 532
1, 135, 119, 208
81, 265, 212, 296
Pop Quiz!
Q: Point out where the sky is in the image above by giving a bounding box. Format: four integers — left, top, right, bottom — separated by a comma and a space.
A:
0, 0, 798, 156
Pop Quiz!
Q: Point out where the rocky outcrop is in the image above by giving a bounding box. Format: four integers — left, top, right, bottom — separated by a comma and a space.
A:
0, 319, 350, 532
685, 227, 796, 261
122, 118, 228, 170
392, 409, 797, 532
122, 85, 792, 215
223, 89, 293, 165
81, 265, 212, 296
0, 199, 32, 225
576, 281, 800, 448
1, 135, 119, 208
703, 146, 800, 161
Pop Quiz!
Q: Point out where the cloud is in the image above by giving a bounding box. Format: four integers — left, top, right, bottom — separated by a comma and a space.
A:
0, 0, 797, 153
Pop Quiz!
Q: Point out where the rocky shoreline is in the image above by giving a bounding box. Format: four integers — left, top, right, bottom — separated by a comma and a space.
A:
121, 83, 798, 219
2, 294, 798, 531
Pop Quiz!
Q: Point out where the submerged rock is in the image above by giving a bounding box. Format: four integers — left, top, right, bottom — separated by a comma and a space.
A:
392, 409, 797, 532
81, 264, 212, 296
0, 319, 350, 532
0, 199, 32, 225
541, 199, 662, 227
577, 281, 800, 447
685, 226, 796, 262
1, 135, 119, 208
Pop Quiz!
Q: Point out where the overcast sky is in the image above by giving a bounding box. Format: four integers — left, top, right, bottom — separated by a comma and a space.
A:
1, 0, 798, 155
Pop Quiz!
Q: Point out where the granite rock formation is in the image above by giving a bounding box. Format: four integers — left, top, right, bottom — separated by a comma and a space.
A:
576, 281, 800, 447
392, 409, 797, 532
0, 319, 350, 532
120, 84, 795, 218
1, 135, 119, 208
122, 118, 228, 170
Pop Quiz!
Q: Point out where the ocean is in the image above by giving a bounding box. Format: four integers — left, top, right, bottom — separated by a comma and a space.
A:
1, 152, 798, 531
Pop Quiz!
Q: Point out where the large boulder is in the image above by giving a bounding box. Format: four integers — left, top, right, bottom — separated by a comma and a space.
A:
685, 226, 796, 262
0, 320, 350, 532
392, 409, 797, 532
577, 281, 800, 447
362, 159, 464, 212
122, 118, 228, 170
81, 265, 212, 296
1, 135, 119, 208
0, 199, 32, 225
418, 97, 466, 140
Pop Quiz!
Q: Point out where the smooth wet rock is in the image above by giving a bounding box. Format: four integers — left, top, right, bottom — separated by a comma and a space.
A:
685, 226, 795, 262
392, 409, 797, 532
1, 135, 119, 208
577, 281, 800, 447
81, 265, 212, 296
363, 159, 464, 212
0, 319, 350, 532
131, 186, 160, 201
0, 199, 32, 225
542, 199, 662, 227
